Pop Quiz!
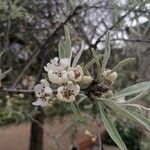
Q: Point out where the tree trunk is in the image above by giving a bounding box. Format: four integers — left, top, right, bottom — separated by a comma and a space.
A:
29, 107, 44, 150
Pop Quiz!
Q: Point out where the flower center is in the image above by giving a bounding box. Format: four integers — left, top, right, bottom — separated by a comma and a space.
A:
74, 70, 80, 79
53, 71, 62, 77
62, 88, 74, 99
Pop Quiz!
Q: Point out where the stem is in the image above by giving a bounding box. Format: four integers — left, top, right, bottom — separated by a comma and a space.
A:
96, 116, 102, 150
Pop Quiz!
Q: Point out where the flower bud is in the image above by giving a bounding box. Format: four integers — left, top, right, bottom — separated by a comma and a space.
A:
103, 69, 118, 84
81, 75, 93, 85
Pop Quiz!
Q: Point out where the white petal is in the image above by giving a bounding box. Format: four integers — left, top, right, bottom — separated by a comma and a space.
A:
32, 99, 43, 106
44, 87, 52, 96
34, 84, 45, 97
68, 95, 75, 102
40, 79, 50, 87
74, 84, 80, 95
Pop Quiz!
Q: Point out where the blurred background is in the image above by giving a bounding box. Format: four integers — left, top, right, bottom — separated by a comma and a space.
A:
0, 0, 150, 150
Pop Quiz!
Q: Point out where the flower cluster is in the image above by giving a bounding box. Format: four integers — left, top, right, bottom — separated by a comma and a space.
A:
32, 57, 88, 106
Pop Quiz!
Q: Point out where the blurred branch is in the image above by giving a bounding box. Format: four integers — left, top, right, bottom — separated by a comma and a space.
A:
100, 38, 150, 43
11, 5, 83, 88
2, 87, 34, 94
90, 9, 133, 49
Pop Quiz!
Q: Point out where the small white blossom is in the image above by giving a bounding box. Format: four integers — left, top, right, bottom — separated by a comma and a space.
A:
48, 69, 68, 85
44, 57, 69, 72
68, 65, 84, 82
32, 79, 53, 106
57, 81, 80, 102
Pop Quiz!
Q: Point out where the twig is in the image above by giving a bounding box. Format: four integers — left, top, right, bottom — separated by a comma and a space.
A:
2, 87, 34, 94
89, 3, 139, 50
96, 117, 102, 150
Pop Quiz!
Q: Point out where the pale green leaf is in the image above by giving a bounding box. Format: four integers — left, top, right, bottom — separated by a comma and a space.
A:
100, 98, 150, 131
100, 31, 111, 77
58, 43, 65, 58
64, 25, 72, 58
117, 81, 150, 97
128, 111, 150, 130
71, 102, 83, 122
109, 58, 135, 74
100, 107, 127, 150
72, 40, 84, 67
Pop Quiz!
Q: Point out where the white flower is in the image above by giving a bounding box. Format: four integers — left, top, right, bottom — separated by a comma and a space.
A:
57, 81, 80, 102
48, 69, 68, 85
44, 57, 69, 72
32, 79, 53, 106
68, 65, 84, 82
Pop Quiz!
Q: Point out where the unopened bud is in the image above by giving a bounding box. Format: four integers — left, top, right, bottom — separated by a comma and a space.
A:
81, 75, 93, 85
103, 69, 118, 83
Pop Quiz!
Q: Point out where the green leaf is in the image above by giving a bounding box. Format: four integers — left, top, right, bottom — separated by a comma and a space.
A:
64, 25, 72, 58
100, 98, 150, 131
71, 102, 83, 122
117, 81, 150, 97
100, 31, 111, 77
91, 48, 101, 81
109, 58, 135, 74
0, 68, 12, 80
72, 40, 84, 67
128, 111, 150, 130
58, 43, 65, 58
100, 107, 127, 150
92, 103, 98, 115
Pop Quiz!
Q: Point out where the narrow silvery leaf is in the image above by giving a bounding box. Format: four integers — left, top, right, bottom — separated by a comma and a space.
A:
100, 107, 127, 150
100, 98, 150, 131
108, 58, 135, 75
91, 48, 101, 80
121, 88, 150, 104
71, 102, 84, 122
0, 68, 12, 80
58, 43, 65, 58
100, 31, 111, 77
117, 81, 150, 97
128, 111, 150, 131
64, 25, 72, 58
72, 40, 84, 67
